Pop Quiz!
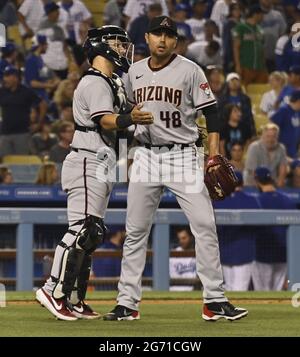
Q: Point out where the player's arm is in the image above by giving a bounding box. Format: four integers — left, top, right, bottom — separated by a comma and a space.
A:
202, 104, 221, 157
94, 104, 154, 130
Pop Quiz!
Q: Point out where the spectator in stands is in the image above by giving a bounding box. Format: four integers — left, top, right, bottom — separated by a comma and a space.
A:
220, 104, 252, 159
38, 2, 69, 79
0, 66, 47, 157
0, 42, 18, 80
214, 171, 260, 291
243, 123, 288, 187
275, 24, 300, 72
36, 162, 59, 185
277, 65, 300, 106
104, 0, 126, 27
17, 0, 45, 40
229, 142, 245, 171
169, 228, 197, 291
210, 0, 233, 35
53, 71, 79, 110
218, 72, 256, 136
260, 71, 287, 118
51, 101, 74, 134
290, 159, 300, 188
93, 228, 126, 290
271, 90, 300, 159
24, 35, 60, 102
173, 3, 193, 41
49, 122, 74, 163
259, 0, 287, 72
253, 166, 296, 291
185, 0, 207, 41
0, 0, 17, 27
174, 35, 188, 56
189, 19, 220, 46
58, 0, 92, 45
189, 40, 222, 68
123, 0, 169, 30
222, 2, 242, 74
0, 166, 13, 184
205, 65, 224, 99
30, 122, 58, 158
128, 3, 163, 46
232, 5, 268, 86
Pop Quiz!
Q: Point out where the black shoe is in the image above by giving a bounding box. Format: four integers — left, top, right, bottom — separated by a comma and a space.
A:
103, 305, 140, 321
202, 301, 248, 321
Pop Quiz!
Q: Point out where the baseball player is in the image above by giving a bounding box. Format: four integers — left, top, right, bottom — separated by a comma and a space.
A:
36, 25, 153, 321
104, 16, 248, 322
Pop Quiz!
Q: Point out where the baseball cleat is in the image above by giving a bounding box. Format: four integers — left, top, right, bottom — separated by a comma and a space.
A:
72, 301, 101, 319
36, 288, 78, 321
202, 301, 248, 321
103, 305, 140, 321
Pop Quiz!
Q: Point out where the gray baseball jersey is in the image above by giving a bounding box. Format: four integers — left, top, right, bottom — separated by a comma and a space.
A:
126, 54, 216, 145
72, 68, 127, 151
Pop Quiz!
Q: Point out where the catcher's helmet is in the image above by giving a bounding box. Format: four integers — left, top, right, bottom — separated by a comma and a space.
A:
83, 26, 133, 73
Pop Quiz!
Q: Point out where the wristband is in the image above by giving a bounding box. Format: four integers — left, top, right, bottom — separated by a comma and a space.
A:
116, 114, 133, 129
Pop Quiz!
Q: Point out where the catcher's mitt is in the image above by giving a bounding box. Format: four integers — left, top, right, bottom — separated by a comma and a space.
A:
204, 155, 238, 200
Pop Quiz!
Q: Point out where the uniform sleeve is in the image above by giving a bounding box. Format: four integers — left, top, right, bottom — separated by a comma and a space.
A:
190, 66, 216, 111
85, 79, 114, 120
79, 2, 92, 21
18, 0, 31, 17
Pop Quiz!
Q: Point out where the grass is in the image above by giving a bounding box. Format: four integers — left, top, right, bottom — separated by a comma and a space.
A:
0, 291, 299, 337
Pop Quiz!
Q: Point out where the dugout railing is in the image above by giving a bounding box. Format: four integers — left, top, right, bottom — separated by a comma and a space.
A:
0, 208, 300, 291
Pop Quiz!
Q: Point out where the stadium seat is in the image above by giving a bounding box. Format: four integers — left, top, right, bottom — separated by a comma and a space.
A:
8, 164, 41, 183
246, 84, 270, 96
2, 155, 42, 165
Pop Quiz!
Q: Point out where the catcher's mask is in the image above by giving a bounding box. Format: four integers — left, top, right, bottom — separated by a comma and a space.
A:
83, 26, 134, 73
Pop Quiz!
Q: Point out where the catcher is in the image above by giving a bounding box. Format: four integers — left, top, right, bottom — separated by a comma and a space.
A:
104, 16, 248, 322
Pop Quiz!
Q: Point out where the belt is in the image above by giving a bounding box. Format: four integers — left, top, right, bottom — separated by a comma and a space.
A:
143, 143, 195, 150
71, 147, 97, 154
74, 123, 101, 133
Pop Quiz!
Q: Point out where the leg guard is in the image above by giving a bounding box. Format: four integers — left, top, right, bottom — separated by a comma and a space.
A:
77, 254, 92, 301
52, 240, 85, 299
52, 215, 105, 299
75, 215, 106, 253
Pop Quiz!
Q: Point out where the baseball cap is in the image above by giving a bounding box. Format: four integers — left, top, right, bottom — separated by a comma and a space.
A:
226, 72, 240, 82
31, 35, 47, 50
147, 16, 178, 36
291, 159, 300, 170
288, 65, 300, 75
254, 166, 272, 181
44, 1, 59, 15
290, 90, 300, 102
245, 4, 263, 18
175, 3, 190, 12
3, 65, 20, 76
1, 42, 16, 56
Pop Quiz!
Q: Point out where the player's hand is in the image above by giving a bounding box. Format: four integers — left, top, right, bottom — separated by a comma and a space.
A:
131, 104, 154, 125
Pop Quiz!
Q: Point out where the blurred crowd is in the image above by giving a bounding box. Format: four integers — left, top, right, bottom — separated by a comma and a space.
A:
0, 0, 300, 188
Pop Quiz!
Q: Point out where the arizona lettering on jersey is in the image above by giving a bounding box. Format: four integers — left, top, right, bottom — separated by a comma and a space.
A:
126, 54, 216, 145
134, 86, 182, 107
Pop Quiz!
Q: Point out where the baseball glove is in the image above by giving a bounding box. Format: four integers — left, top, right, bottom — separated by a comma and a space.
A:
204, 155, 238, 200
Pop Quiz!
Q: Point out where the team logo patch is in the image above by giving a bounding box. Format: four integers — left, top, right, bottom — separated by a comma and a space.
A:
160, 18, 171, 27
200, 82, 211, 97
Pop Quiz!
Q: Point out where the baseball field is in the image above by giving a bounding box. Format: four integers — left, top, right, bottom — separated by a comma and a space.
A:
0, 291, 298, 337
